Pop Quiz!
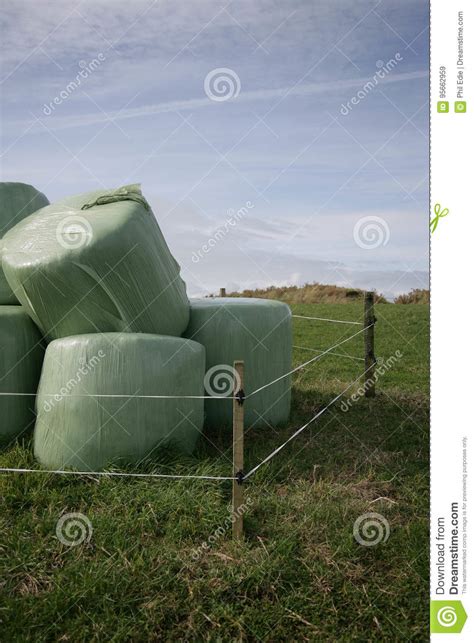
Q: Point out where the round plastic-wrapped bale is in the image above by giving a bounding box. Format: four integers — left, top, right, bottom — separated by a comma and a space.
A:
184, 298, 292, 429
34, 333, 205, 471
0, 306, 45, 446
0, 182, 49, 304
2, 184, 189, 340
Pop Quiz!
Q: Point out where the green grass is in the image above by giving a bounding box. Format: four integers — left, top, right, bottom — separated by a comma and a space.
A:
0, 303, 429, 641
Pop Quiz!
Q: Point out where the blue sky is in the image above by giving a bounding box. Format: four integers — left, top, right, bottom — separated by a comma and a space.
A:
0, 0, 429, 299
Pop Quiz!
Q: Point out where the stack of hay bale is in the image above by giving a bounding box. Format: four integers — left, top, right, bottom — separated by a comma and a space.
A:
0, 183, 49, 447
1, 183, 292, 471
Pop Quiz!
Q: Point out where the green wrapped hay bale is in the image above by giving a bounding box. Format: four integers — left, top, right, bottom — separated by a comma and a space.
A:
34, 333, 205, 471
184, 298, 292, 429
0, 306, 45, 445
0, 182, 49, 304
2, 184, 189, 340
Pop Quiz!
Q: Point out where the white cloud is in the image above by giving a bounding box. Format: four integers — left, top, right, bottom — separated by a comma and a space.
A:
10, 69, 427, 134
0, 0, 429, 298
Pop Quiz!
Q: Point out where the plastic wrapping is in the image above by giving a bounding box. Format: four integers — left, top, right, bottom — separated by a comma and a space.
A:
0, 306, 45, 445
184, 298, 292, 429
34, 333, 205, 471
0, 182, 49, 304
2, 185, 189, 340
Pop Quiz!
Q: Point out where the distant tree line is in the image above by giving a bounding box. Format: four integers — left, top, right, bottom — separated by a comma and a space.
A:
214, 283, 429, 304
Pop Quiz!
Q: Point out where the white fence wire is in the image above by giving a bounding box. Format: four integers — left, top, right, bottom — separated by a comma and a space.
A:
243, 363, 374, 480
1, 311, 372, 482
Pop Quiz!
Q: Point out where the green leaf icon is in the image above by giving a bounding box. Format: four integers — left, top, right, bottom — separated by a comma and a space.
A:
430, 601, 467, 634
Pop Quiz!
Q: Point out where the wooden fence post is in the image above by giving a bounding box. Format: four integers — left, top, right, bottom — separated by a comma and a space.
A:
220, 287, 226, 297
232, 360, 245, 539
364, 291, 376, 397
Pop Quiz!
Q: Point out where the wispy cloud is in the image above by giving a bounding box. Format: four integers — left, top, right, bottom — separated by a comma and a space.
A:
16, 69, 427, 133
0, 0, 429, 298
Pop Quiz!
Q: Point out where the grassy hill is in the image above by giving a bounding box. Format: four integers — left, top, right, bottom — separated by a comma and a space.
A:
225, 283, 430, 304
0, 302, 429, 640
226, 282, 389, 304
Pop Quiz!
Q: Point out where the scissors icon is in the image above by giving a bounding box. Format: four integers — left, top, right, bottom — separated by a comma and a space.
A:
430, 203, 449, 233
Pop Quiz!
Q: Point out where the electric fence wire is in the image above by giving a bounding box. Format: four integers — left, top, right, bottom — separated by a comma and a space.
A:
247, 324, 371, 398
243, 362, 375, 481
292, 314, 363, 325
0, 317, 374, 482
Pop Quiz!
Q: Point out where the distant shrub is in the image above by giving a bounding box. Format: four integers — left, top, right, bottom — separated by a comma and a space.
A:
225, 282, 388, 304
345, 290, 361, 299
394, 289, 429, 304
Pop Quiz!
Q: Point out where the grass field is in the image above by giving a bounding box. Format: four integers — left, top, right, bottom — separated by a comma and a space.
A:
0, 302, 429, 641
